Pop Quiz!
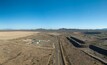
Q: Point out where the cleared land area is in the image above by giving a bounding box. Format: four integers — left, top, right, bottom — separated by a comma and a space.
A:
0, 31, 106, 65
0, 31, 38, 40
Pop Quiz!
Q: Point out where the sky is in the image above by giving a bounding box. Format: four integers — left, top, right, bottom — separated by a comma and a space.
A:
0, 0, 107, 29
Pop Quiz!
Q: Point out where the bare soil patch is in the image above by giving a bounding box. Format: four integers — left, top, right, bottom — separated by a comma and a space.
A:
0, 31, 39, 40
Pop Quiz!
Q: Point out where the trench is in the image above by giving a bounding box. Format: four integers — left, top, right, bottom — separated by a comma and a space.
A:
89, 45, 107, 56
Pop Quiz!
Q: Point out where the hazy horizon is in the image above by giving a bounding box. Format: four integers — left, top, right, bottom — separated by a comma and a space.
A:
0, 0, 107, 29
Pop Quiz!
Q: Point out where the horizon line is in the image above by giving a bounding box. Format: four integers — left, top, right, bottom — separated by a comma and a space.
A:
0, 28, 107, 30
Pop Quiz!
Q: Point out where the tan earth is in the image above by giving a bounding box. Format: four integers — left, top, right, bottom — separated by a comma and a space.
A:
0, 31, 39, 40
0, 31, 105, 65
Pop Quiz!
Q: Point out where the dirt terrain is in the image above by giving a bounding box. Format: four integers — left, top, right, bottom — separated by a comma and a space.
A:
0, 31, 38, 40
0, 31, 106, 65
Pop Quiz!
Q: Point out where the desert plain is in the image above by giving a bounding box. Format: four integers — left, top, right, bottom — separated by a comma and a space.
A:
0, 30, 106, 65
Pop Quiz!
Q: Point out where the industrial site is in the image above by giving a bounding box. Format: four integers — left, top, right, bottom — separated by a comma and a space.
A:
0, 30, 107, 65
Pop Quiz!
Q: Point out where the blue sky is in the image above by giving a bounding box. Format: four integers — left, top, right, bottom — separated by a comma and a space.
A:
0, 0, 107, 29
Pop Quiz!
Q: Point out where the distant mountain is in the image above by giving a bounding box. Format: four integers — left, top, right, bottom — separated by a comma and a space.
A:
102, 28, 107, 30
0, 28, 107, 32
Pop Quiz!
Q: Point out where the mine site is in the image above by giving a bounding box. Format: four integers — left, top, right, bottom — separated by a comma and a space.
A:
0, 30, 106, 65
0, 0, 107, 65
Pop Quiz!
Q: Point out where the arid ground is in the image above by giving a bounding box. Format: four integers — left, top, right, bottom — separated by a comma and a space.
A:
0, 31, 106, 65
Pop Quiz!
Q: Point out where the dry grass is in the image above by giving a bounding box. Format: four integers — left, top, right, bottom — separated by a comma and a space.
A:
0, 31, 39, 40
